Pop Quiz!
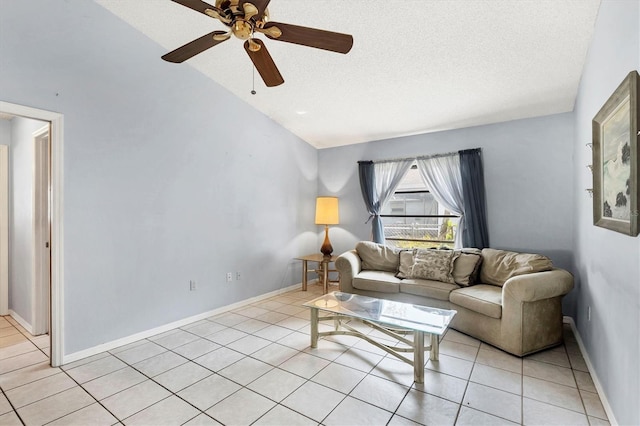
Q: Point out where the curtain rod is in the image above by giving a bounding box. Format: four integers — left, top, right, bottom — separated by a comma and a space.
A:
358, 148, 481, 165
416, 151, 458, 160
357, 157, 414, 164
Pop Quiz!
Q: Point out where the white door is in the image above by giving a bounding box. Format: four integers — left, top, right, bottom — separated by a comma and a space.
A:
32, 126, 50, 335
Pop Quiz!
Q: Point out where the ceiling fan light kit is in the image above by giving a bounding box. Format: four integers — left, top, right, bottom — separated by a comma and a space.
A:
162, 0, 353, 87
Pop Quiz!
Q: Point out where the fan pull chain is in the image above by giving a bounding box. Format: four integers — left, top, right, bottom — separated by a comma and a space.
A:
251, 65, 256, 95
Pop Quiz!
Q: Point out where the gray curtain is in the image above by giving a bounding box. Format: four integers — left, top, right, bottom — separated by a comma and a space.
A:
416, 153, 465, 249
358, 160, 412, 243
459, 148, 490, 248
358, 161, 381, 241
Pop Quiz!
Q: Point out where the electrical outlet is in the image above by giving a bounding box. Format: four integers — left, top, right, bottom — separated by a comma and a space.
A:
587, 306, 591, 321
236, 272, 241, 280
189, 280, 196, 291
226, 272, 233, 282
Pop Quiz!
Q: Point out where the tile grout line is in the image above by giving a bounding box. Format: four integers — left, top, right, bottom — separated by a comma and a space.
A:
0, 382, 26, 425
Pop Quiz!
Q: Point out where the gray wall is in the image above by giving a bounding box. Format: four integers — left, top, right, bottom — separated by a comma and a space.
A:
7, 117, 47, 327
0, 1, 319, 354
573, 1, 639, 424
0, 120, 10, 142
318, 113, 576, 314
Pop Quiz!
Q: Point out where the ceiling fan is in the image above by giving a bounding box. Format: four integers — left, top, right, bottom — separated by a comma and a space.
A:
162, 0, 354, 87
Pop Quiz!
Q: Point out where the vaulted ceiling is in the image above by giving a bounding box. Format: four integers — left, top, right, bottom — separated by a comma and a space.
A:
96, 0, 601, 149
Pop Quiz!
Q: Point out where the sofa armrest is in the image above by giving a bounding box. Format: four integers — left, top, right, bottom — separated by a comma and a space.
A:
502, 268, 574, 303
335, 250, 362, 293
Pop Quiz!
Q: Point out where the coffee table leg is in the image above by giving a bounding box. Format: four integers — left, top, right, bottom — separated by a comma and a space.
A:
429, 333, 439, 361
414, 331, 424, 384
310, 307, 319, 348
302, 260, 308, 291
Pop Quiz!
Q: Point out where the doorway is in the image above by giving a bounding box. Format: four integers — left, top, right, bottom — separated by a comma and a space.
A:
0, 101, 63, 367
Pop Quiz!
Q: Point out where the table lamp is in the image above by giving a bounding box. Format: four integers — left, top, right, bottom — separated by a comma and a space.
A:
315, 196, 339, 256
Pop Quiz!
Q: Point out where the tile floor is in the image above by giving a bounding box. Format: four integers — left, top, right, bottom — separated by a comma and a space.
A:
0, 284, 610, 425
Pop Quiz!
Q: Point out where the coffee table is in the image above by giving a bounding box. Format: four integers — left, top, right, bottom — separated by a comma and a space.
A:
303, 292, 457, 383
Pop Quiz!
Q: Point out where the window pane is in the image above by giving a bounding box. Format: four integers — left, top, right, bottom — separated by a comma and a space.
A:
381, 192, 438, 216
382, 216, 458, 249
381, 192, 458, 248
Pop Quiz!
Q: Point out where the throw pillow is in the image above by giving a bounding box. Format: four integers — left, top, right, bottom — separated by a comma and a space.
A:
356, 241, 401, 272
409, 249, 456, 284
395, 249, 416, 279
479, 248, 553, 286
452, 249, 483, 286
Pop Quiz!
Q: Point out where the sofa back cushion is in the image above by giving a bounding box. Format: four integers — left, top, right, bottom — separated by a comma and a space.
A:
409, 249, 456, 284
480, 248, 553, 286
356, 241, 400, 272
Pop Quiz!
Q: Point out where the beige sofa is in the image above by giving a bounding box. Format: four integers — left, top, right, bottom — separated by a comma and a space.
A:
335, 242, 574, 357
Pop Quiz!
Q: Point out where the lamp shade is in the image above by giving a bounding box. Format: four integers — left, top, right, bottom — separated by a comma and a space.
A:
315, 197, 339, 225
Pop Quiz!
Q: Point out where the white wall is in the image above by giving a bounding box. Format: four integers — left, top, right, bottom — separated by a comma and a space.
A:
318, 113, 577, 313
573, 1, 640, 424
0, 1, 319, 354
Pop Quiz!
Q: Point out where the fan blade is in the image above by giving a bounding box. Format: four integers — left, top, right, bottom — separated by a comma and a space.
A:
162, 31, 229, 63
262, 22, 353, 54
239, 0, 271, 18
243, 39, 284, 87
171, 0, 218, 16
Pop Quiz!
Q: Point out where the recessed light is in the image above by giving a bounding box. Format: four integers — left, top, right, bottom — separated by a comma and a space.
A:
296, 111, 308, 115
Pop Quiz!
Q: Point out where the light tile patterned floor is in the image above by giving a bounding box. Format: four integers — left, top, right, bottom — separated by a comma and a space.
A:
0, 285, 610, 425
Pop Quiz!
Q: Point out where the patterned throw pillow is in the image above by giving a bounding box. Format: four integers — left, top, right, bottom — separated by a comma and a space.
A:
409, 249, 456, 284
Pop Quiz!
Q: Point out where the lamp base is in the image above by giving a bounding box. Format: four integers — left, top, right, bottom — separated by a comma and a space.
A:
320, 225, 333, 257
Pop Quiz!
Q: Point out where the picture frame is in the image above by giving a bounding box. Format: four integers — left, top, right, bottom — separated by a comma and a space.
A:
592, 70, 640, 236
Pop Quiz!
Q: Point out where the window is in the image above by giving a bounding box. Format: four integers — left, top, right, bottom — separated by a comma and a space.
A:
380, 163, 459, 249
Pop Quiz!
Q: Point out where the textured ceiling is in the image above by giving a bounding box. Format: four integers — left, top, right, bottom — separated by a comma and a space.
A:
96, 0, 600, 149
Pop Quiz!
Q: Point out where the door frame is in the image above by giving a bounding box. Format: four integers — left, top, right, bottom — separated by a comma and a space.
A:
0, 101, 64, 367
32, 125, 50, 336
0, 145, 8, 316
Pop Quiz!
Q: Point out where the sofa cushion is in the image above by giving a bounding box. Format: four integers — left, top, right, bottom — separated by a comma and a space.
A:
449, 285, 503, 319
396, 249, 415, 279
400, 279, 460, 301
409, 249, 456, 284
480, 249, 553, 286
353, 271, 401, 293
453, 249, 483, 287
356, 241, 400, 272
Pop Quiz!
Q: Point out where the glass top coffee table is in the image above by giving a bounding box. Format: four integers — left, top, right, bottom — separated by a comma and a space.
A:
303, 291, 457, 383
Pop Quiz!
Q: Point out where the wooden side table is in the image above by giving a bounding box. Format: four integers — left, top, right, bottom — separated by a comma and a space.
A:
296, 253, 339, 294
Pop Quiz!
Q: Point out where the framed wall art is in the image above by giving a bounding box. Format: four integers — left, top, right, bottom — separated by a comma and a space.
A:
592, 70, 640, 236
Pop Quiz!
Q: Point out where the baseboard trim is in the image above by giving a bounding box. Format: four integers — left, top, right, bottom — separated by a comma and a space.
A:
63, 283, 303, 365
563, 316, 617, 425
8, 310, 33, 335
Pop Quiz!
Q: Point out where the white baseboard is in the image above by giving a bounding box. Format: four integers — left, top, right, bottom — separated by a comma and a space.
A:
563, 316, 617, 425
62, 283, 302, 365
9, 309, 34, 335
